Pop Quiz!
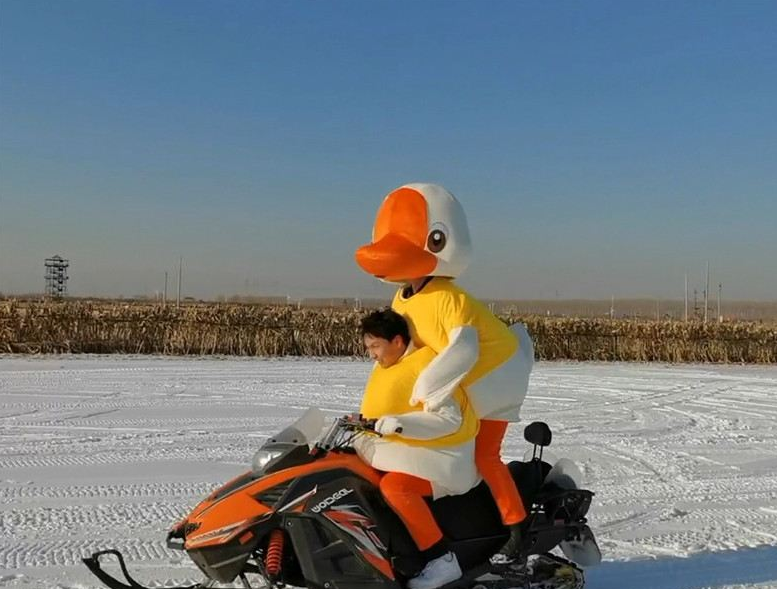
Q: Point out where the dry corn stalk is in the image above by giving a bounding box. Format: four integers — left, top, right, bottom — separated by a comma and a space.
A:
1, 300, 775, 363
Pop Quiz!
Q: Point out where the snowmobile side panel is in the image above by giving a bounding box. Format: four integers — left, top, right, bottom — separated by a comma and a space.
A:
279, 476, 402, 588
272, 468, 361, 510
184, 454, 381, 551
285, 515, 401, 589
187, 534, 259, 583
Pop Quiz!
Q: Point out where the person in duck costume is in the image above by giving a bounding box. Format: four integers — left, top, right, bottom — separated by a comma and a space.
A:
356, 308, 480, 589
355, 183, 535, 562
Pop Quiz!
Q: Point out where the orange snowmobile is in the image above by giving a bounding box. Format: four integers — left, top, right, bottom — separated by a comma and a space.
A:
83, 409, 600, 589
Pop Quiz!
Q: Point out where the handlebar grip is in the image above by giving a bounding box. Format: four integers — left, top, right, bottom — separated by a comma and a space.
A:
349, 417, 401, 434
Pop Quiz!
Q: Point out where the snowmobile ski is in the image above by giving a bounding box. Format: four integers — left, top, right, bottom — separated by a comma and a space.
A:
82, 549, 219, 589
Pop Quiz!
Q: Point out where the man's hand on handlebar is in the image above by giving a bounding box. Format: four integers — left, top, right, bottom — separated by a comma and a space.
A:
340, 414, 403, 436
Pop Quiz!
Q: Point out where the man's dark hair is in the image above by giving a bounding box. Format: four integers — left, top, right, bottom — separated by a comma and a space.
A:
360, 308, 410, 345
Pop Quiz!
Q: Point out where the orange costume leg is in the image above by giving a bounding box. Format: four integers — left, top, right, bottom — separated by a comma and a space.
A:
379, 472, 442, 551
475, 419, 527, 525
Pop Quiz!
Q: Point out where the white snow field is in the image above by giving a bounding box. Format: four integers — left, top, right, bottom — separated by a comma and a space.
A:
1, 356, 776, 589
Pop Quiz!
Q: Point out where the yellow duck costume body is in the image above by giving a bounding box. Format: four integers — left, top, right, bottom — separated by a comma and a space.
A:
355, 183, 534, 423
355, 345, 480, 498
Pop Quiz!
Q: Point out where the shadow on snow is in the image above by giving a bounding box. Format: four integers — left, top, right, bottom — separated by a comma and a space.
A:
587, 545, 777, 589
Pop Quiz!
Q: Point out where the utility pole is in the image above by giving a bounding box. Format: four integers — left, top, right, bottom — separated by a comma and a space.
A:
177, 257, 182, 309
718, 283, 722, 323
684, 272, 688, 322
163, 271, 168, 308
704, 262, 710, 324
610, 295, 615, 319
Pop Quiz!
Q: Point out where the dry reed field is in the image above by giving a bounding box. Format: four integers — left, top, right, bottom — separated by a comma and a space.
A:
1, 300, 775, 363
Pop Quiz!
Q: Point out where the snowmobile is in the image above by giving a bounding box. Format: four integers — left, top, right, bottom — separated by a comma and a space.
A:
83, 408, 601, 589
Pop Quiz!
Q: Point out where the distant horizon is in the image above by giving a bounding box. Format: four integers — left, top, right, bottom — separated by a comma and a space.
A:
4, 269, 774, 303
2, 243, 772, 302
4, 288, 776, 306
1, 256, 774, 303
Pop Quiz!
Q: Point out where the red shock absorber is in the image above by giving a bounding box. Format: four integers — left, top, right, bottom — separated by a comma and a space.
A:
265, 529, 285, 580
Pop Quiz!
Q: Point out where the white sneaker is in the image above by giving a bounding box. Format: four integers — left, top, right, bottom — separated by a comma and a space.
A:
407, 552, 463, 589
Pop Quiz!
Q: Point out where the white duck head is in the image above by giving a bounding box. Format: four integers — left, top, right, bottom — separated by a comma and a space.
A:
355, 183, 472, 283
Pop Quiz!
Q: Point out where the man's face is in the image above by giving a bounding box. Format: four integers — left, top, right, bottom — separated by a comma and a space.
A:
363, 333, 406, 368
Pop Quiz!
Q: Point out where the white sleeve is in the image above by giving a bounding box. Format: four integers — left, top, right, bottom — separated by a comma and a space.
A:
393, 397, 462, 440
410, 325, 479, 411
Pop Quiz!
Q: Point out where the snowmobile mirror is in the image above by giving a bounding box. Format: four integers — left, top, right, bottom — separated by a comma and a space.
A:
524, 422, 552, 448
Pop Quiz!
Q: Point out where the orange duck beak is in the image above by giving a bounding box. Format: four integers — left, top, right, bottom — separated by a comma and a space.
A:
355, 187, 438, 281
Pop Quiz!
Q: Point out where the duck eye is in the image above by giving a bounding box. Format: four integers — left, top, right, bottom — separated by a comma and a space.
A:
427, 229, 447, 253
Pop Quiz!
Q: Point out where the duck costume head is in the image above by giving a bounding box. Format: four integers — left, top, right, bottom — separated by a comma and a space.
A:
355, 183, 472, 282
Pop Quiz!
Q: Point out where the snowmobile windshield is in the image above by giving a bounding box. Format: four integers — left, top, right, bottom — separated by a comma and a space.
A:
267, 407, 326, 446
251, 408, 326, 474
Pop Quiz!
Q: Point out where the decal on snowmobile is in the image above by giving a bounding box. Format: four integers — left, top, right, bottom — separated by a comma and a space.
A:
323, 504, 394, 580
324, 504, 388, 554
277, 485, 318, 512
310, 487, 354, 513
186, 519, 248, 547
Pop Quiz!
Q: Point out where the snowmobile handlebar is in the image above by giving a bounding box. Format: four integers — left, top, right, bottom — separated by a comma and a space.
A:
311, 414, 403, 455
342, 413, 403, 435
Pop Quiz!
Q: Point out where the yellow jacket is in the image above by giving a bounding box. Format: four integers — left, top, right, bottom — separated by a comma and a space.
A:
360, 346, 479, 448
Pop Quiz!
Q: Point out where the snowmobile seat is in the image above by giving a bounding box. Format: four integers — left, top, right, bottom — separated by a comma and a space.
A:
508, 459, 552, 507
422, 458, 559, 571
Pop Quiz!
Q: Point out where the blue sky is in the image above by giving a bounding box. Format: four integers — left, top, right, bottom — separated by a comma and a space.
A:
1, 0, 775, 300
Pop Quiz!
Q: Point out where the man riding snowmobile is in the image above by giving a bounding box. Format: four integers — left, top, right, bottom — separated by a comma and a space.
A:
358, 308, 481, 589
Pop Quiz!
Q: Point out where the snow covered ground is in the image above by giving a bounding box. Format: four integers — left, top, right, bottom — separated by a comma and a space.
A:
1, 356, 776, 589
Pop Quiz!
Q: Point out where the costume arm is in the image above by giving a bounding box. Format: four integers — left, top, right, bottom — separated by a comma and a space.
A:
390, 397, 462, 440
410, 325, 479, 411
